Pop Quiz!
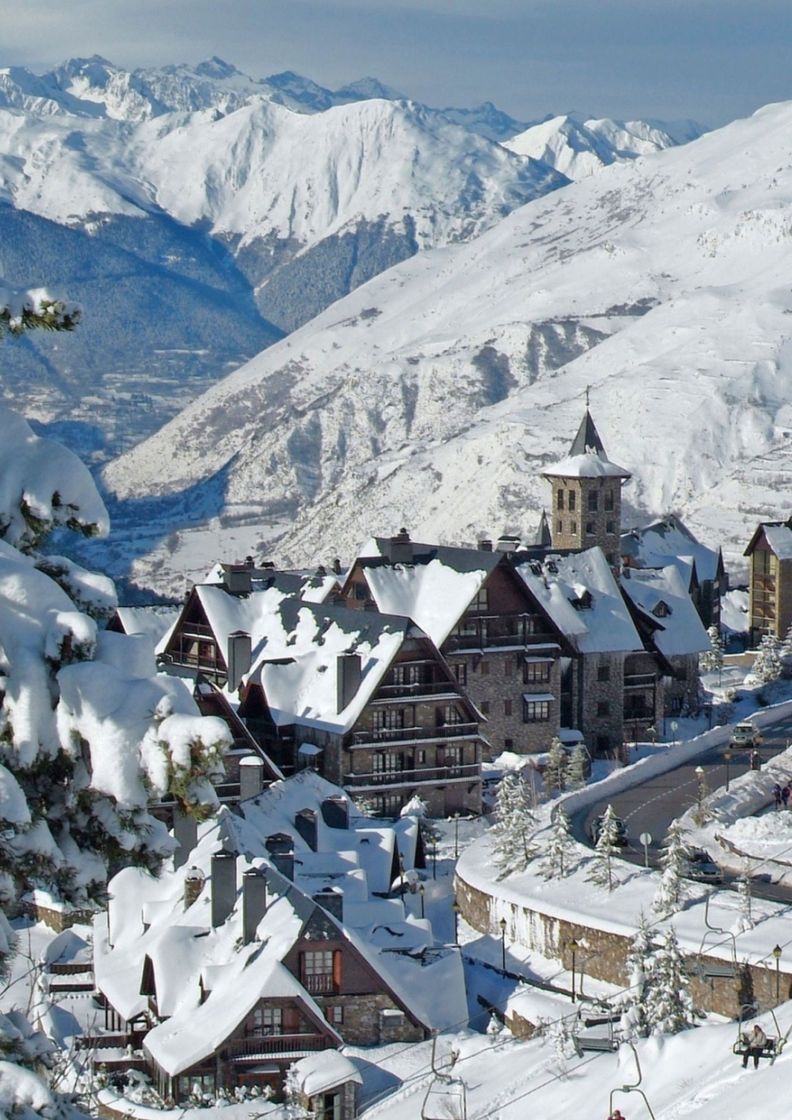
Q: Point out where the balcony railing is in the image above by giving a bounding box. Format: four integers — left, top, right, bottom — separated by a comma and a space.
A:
224, 1034, 329, 1059
443, 615, 550, 652
624, 673, 657, 688
374, 681, 460, 700
350, 722, 479, 746
344, 763, 480, 787
301, 974, 337, 995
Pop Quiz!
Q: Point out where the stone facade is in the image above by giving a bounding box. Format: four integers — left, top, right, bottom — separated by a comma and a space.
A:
575, 652, 626, 757
456, 872, 791, 1020
311, 992, 423, 1045
548, 475, 624, 564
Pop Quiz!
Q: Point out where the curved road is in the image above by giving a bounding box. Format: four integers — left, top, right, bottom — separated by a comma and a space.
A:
581, 714, 792, 902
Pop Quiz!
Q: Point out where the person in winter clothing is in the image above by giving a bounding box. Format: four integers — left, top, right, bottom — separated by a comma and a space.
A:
742, 1024, 767, 1068
783, 784, 791, 808
609, 1111, 626, 1120
773, 783, 783, 809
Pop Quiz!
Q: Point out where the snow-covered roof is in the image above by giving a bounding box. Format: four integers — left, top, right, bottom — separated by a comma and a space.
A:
112, 605, 180, 645
621, 513, 722, 582
760, 523, 792, 562
621, 565, 711, 658
541, 409, 631, 481
95, 775, 465, 1072
513, 547, 642, 654
292, 1050, 362, 1097
352, 537, 499, 647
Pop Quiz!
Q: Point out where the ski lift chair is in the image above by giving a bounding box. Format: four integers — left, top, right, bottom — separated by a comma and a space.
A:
694, 894, 738, 983
733, 1003, 790, 1065
608, 1041, 658, 1120
574, 1009, 620, 1057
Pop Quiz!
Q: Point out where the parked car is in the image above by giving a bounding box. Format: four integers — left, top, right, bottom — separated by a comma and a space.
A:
592, 815, 628, 846
731, 722, 762, 749
684, 849, 723, 884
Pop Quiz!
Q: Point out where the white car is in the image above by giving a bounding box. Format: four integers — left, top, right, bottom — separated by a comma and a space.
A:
731, 722, 762, 748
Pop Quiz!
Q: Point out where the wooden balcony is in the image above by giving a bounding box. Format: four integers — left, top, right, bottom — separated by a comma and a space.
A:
224, 1034, 329, 1059
373, 681, 460, 700
350, 722, 479, 747
443, 615, 549, 652
301, 974, 337, 995
343, 763, 480, 787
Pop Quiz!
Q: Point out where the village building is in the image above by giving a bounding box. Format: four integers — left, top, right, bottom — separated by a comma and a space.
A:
744, 519, 792, 645
621, 513, 727, 628
91, 772, 465, 1108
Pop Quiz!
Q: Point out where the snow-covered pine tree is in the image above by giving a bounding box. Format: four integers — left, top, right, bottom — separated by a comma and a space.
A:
586, 804, 621, 891
652, 820, 688, 916
781, 621, 792, 675
564, 744, 589, 790
490, 772, 535, 878
750, 633, 783, 685
539, 807, 576, 879
622, 911, 655, 1039
543, 736, 567, 795
699, 625, 724, 675
642, 926, 699, 1035
736, 867, 754, 932
0, 402, 232, 909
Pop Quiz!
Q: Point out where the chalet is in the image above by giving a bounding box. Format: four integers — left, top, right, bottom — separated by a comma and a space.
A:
744, 519, 792, 645
621, 513, 727, 628
92, 774, 465, 1108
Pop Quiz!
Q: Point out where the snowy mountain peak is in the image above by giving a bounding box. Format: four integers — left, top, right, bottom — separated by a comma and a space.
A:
193, 56, 242, 80
335, 77, 407, 102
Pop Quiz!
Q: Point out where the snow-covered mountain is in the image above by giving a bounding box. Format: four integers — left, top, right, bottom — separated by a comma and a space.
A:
503, 113, 705, 179
97, 100, 792, 592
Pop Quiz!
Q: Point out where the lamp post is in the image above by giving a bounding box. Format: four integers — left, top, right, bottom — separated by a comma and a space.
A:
453, 812, 460, 859
773, 944, 782, 1003
419, 883, 425, 920
453, 900, 460, 945
499, 917, 507, 972
724, 748, 732, 792
569, 938, 579, 1003
431, 841, 437, 880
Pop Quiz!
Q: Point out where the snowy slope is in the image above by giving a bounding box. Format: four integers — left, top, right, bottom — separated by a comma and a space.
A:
503, 112, 705, 179
99, 100, 792, 591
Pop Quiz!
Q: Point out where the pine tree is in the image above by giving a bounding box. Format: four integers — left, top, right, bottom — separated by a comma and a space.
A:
587, 804, 621, 891
642, 927, 699, 1035
700, 625, 724, 676
539, 807, 576, 879
491, 772, 535, 878
564, 743, 589, 790
622, 912, 655, 1039
543, 736, 567, 795
781, 621, 792, 674
653, 820, 688, 916
735, 868, 754, 932
750, 633, 783, 684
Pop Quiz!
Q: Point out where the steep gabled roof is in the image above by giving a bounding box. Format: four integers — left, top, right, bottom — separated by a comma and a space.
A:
569, 409, 606, 457
541, 409, 631, 481
745, 520, 792, 561
622, 513, 723, 582
621, 565, 710, 658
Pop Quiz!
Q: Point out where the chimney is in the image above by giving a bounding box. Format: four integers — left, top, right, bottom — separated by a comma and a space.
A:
239, 754, 265, 800
211, 850, 237, 927
337, 652, 362, 712
295, 808, 318, 851
225, 566, 252, 595
496, 536, 520, 553
173, 808, 198, 869
321, 796, 349, 829
270, 850, 295, 881
332, 558, 342, 575
313, 887, 343, 924
388, 528, 413, 565
227, 630, 252, 692
242, 868, 268, 944
478, 539, 493, 552
184, 866, 206, 911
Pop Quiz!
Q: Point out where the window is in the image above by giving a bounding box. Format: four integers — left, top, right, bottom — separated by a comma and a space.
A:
568, 490, 576, 511
473, 587, 489, 611
604, 489, 615, 511
588, 490, 599, 512
354, 582, 368, 601
248, 1006, 282, 1036
597, 701, 610, 717
570, 520, 577, 534
504, 738, 514, 750
556, 520, 562, 534
504, 699, 512, 717
327, 1005, 344, 1025
453, 663, 468, 687
391, 663, 425, 688
504, 658, 514, 677
480, 660, 490, 677
523, 698, 550, 722
585, 521, 595, 537
524, 661, 551, 684
443, 745, 462, 773
373, 792, 405, 817
416, 749, 426, 764
597, 735, 611, 754
373, 751, 401, 776
606, 521, 615, 534
301, 950, 338, 994
597, 665, 610, 683
480, 700, 490, 715
373, 708, 405, 735
557, 490, 565, 510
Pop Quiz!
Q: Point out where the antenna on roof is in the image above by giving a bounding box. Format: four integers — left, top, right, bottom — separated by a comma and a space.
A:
585, 384, 591, 408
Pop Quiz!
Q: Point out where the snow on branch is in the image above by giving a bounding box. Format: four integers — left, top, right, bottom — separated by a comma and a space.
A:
0, 285, 80, 337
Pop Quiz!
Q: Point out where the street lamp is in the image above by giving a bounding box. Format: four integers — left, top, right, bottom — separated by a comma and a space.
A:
724, 748, 732, 792
773, 944, 782, 1003
431, 841, 437, 880
695, 766, 705, 813
418, 883, 425, 920
499, 917, 507, 972
454, 812, 460, 859
453, 900, 460, 945
568, 938, 579, 1003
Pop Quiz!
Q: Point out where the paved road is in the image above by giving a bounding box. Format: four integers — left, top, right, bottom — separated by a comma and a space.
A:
581, 714, 792, 901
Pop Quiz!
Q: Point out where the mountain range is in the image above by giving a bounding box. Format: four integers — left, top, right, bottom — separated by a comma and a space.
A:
0, 56, 697, 465
96, 99, 792, 594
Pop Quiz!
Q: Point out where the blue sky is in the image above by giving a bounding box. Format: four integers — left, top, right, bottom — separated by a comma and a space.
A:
6, 0, 792, 127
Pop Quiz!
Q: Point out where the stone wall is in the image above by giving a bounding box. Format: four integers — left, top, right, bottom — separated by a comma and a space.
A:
317, 992, 423, 1044
456, 873, 791, 1020
22, 897, 96, 932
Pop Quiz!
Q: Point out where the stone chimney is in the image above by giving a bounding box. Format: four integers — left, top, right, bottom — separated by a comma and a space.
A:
337, 652, 362, 713
478, 539, 493, 552
225, 565, 253, 595
210, 850, 237, 927
184, 866, 206, 911
270, 850, 295, 881
388, 528, 413, 564
239, 754, 265, 801
242, 867, 268, 945
227, 630, 252, 692
313, 887, 343, 924
295, 808, 318, 851
173, 808, 198, 870
321, 796, 349, 829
